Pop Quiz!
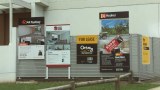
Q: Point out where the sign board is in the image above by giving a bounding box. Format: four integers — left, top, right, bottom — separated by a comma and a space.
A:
18, 17, 45, 59
99, 11, 130, 72
46, 24, 71, 67
76, 35, 98, 64
142, 36, 150, 64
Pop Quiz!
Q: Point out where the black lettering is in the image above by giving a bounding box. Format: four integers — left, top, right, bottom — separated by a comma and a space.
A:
79, 38, 85, 41
86, 37, 94, 41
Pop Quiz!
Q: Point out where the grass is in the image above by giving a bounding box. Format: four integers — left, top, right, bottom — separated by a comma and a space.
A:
76, 82, 160, 90
0, 81, 159, 90
0, 81, 68, 90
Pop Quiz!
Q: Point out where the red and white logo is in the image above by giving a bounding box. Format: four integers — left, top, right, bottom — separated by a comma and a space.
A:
100, 14, 106, 19
53, 26, 62, 30
21, 20, 27, 24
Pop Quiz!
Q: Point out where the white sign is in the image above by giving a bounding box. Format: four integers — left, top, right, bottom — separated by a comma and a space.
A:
46, 50, 70, 65
18, 45, 44, 59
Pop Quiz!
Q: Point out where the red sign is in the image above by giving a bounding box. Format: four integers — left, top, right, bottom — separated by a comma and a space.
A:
104, 39, 120, 52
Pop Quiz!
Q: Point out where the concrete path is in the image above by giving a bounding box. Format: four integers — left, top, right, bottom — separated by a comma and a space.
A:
149, 81, 160, 90
148, 86, 160, 90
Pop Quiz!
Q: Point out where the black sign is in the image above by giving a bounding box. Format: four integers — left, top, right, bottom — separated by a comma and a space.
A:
99, 11, 129, 19
100, 52, 130, 72
18, 17, 44, 25
77, 44, 97, 64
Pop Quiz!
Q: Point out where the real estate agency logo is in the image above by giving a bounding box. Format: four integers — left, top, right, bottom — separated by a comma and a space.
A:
80, 45, 93, 54
53, 26, 62, 30
100, 13, 116, 19
21, 19, 41, 25
21, 20, 27, 24
100, 13, 106, 19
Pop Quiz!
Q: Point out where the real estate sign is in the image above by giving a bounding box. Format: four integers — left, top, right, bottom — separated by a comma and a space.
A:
99, 11, 130, 72
18, 17, 45, 59
142, 36, 150, 64
76, 35, 98, 64
45, 24, 71, 67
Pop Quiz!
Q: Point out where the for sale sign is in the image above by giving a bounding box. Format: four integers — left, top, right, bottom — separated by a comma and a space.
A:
76, 35, 98, 64
99, 11, 130, 72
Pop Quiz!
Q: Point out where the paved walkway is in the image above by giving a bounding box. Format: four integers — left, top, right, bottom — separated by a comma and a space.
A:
148, 86, 160, 90
148, 81, 160, 90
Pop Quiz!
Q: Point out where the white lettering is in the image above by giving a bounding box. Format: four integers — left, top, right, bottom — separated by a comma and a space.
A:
80, 45, 93, 52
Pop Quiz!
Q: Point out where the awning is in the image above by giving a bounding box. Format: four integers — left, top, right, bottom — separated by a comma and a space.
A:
0, 0, 31, 10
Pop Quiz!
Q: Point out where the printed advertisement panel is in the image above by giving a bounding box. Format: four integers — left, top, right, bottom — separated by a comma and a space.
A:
76, 35, 98, 64
142, 36, 150, 64
99, 11, 130, 72
46, 24, 71, 66
18, 17, 45, 59
18, 45, 44, 59
77, 44, 97, 64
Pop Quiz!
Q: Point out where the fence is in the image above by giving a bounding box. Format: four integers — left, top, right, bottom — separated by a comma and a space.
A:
39, 71, 133, 90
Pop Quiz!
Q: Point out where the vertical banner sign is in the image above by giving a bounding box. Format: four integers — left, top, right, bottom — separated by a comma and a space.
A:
18, 17, 45, 59
76, 35, 98, 64
99, 11, 130, 72
142, 36, 150, 64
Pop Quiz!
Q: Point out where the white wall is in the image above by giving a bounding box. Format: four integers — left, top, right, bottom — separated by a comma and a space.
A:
46, 0, 158, 10
45, 4, 160, 37
35, 4, 44, 17
0, 27, 16, 82
31, 1, 44, 17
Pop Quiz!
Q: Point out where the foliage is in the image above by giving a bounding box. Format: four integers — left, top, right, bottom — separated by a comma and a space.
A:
102, 21, 129, 35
